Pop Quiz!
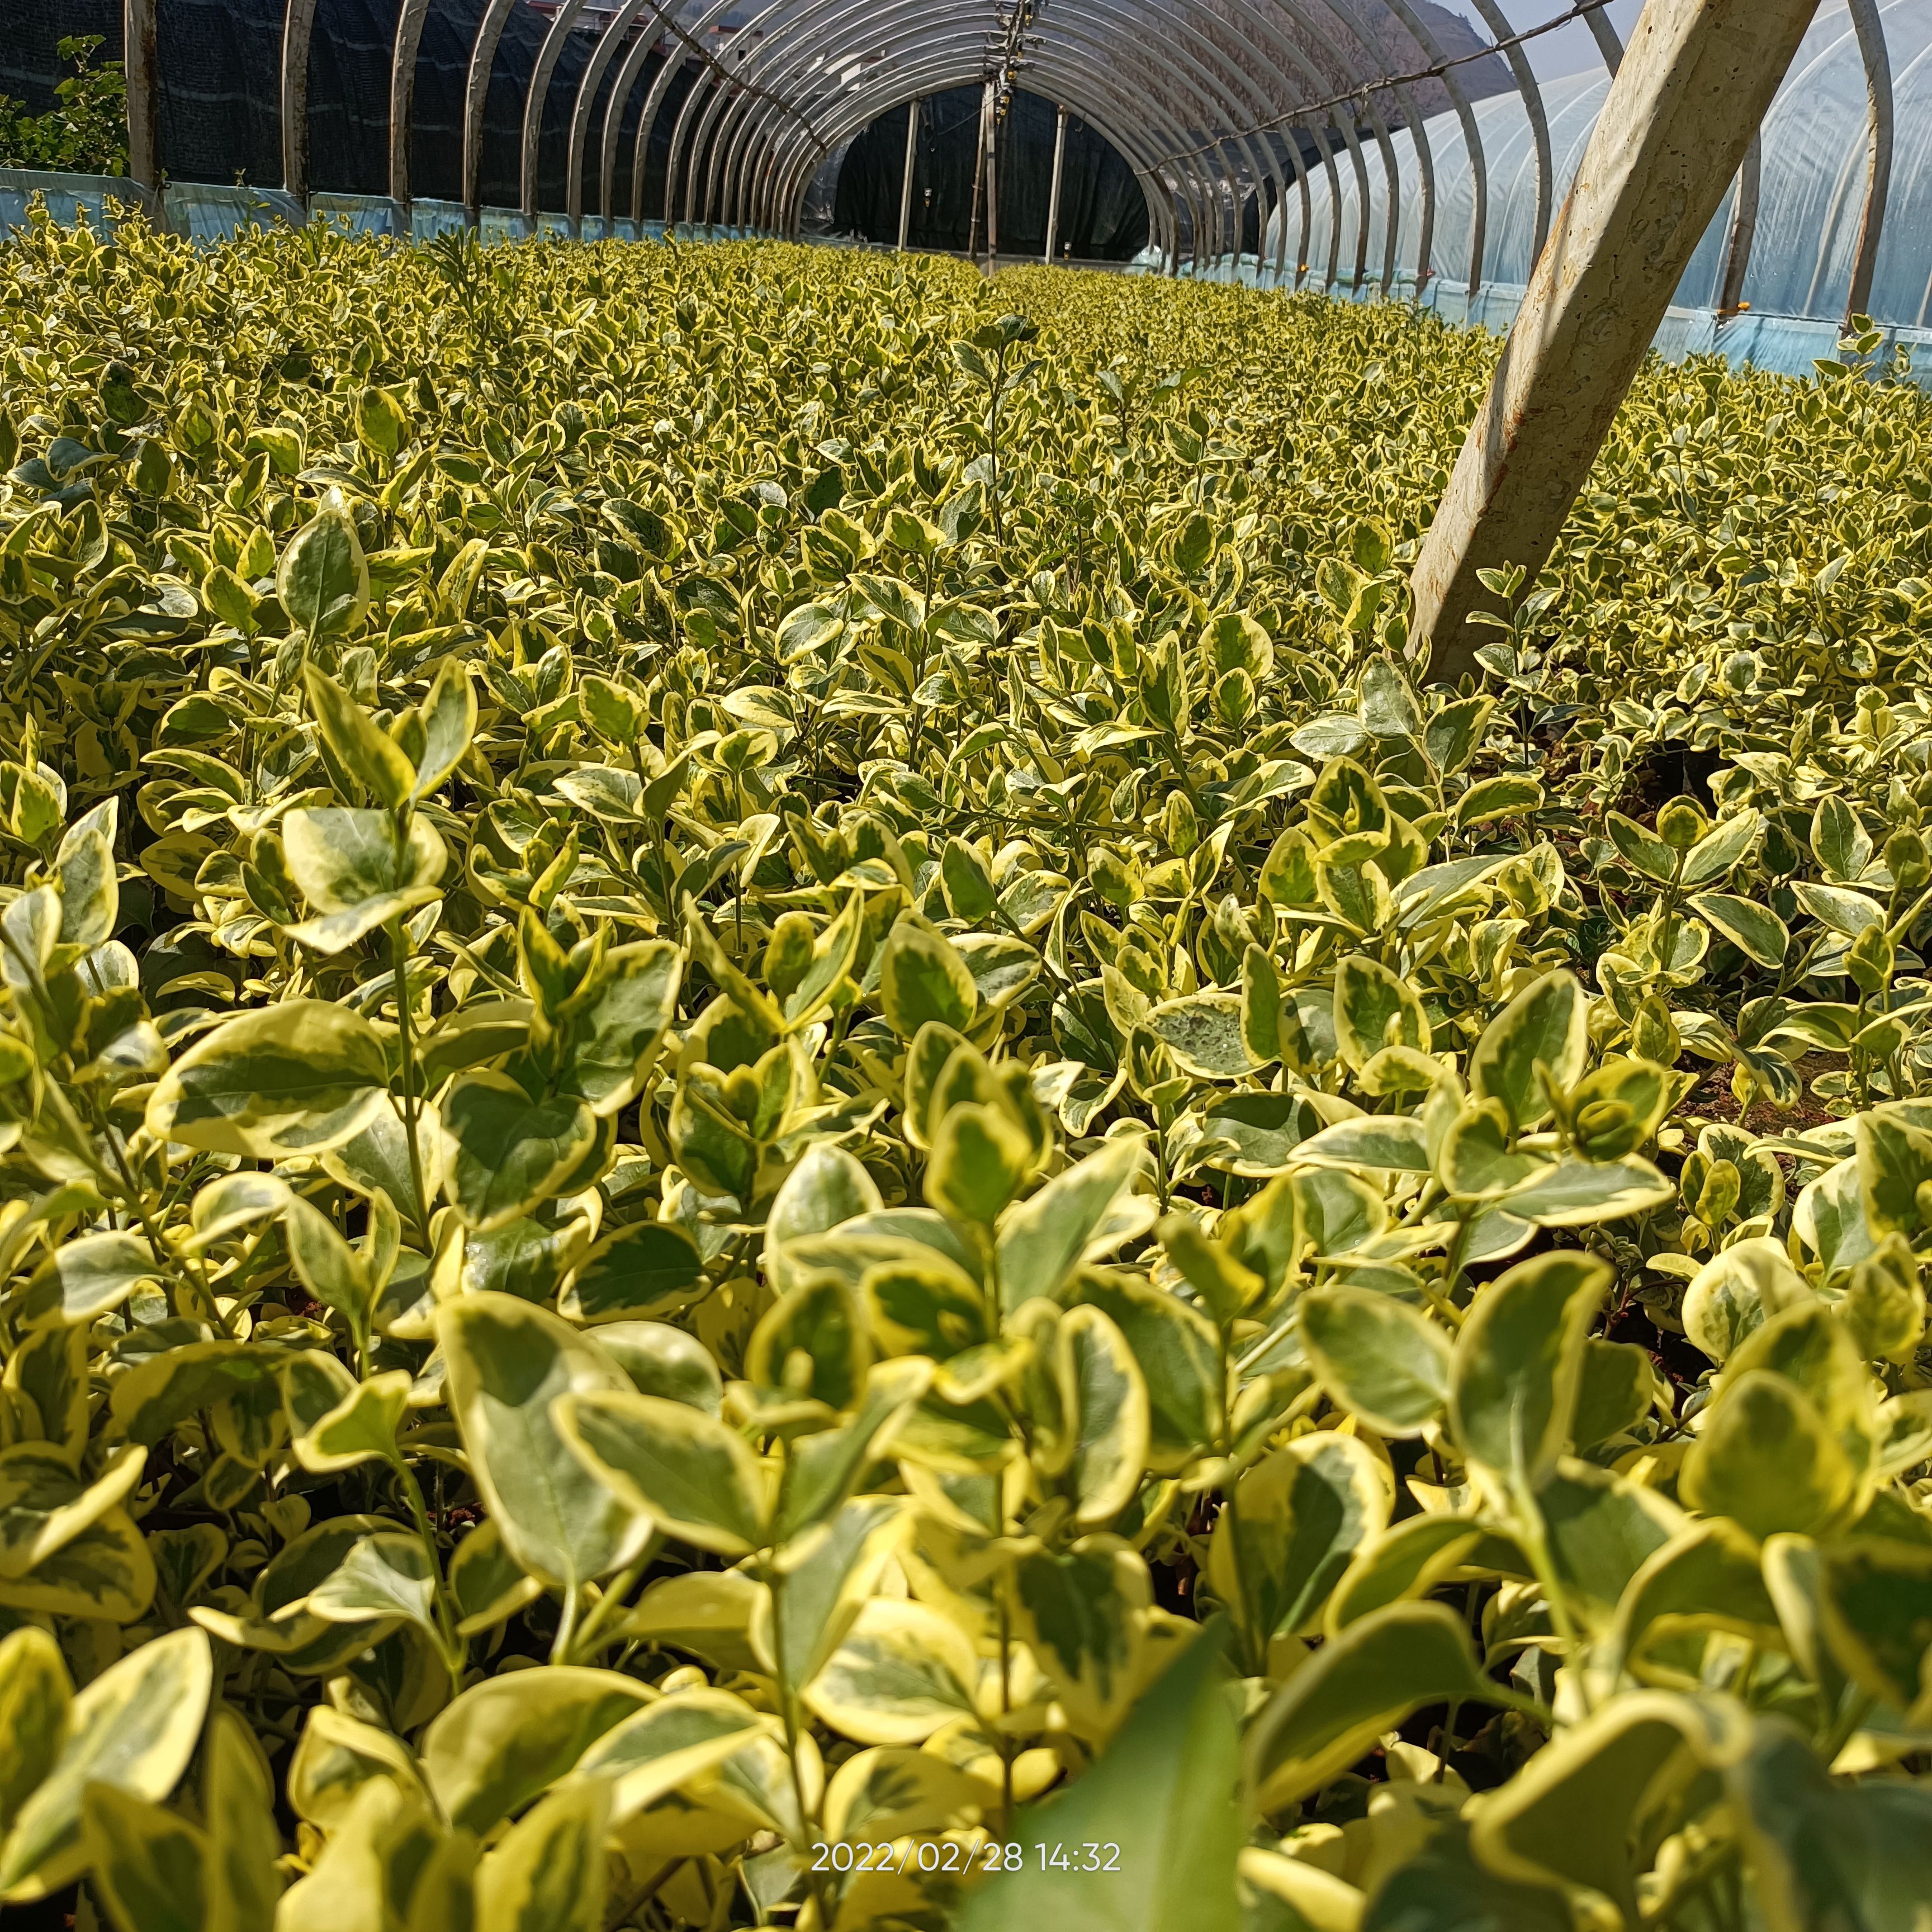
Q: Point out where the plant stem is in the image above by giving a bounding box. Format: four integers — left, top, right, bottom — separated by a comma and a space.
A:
387, 912, 429, 1234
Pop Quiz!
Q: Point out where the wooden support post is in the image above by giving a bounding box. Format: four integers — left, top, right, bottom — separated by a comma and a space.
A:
1044, 105, 1068, 262
897, 97, 918, 251
1411, 0, 1820, 687
124, 0, 159, 203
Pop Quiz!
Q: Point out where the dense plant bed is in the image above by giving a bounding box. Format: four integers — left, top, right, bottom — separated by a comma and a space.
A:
0, 212, 1929, 1931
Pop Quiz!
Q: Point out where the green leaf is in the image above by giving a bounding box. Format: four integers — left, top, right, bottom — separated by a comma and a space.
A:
1057, 1305, 1151, 1527
82, 1786, 207, 1932
421, 1666, 651, 1836
0, 1627, 213, 1902
297, 1531, 439, 1640
146, 1001, 391, 1159
804, 1597, 979, 1744
439, 1071, 597, 1232
1208, 1433, 1390, 1670
1456, 772, 1543, 827
1144, 991, 1252, 1079
1074, 1274, 1222, 1472
557, 940, 683, 1116
997, 1134, 1149, 1310
558, 1220, 703, 1324
926, 1101, 1031, 1227
438, 1293, 652, 1590
1502, 1154, 1675, 1228
304, 666, 415, 808
1680, 1372, 1857, 1540
1448, 1249, 1609, 1498
1470, 1692, 1741, 1924
1300, 1285, 1451, 1436
878, 911, 977, 1036
1467, 969, 1588, 1130
476, 1781, 609, 1932
1605, 812, 1678, 884
1247, 1603, 1491, 1812
1327, 1514, 1481, 1632
1291, 1114, 1432, 1172
1731, 1723, 1932, 1932
571, 1685, 775, 1822
292, 1369, 410, 1473
277, 497, 369, 640
958, 1625, 1241, 1932
20, 1231, 162, 1329
1689, 891, 1789, 967
557, 1385, 768, 1555
1678, 808, 1761, 887
0, 1628, 69, 1840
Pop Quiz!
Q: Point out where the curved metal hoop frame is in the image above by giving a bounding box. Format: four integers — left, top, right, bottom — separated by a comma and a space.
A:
222, 0, 1900, 325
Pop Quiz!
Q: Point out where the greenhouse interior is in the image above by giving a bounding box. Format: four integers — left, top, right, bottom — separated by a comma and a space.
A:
3, 3, 1932, 1930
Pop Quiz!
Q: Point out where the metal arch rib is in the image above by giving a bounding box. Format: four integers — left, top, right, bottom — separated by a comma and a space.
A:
281, 0, 320, 198
628, 0, 756, 225
1112, 0, 1379, 287
757, 46, 1185, 266
821, 57, 1181, 268
759, 41, 1200, 266
730, 24, 1200, 266
1465, 0, 1551, 267
565, 0, 674, 228
668, 1, 1241, 268
698, 0, 1279, 276
599, 7, 671, 221
1838, 0, 1893, 329
761, 44, 1190, 264
389, 0, 434, 206
688, 0, 1306, 280
1242, 0, 1398, 295
523, 0, 602, 224
1294, 0, 1424, 295
763, 48, 1184, 265
463, 0, 520, 221
1318, 0, 1437, 295
1378, 0, 1488, 296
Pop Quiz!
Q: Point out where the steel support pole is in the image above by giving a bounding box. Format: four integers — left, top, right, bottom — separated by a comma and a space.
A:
988, 122, 1010, 271
897, 96, 919, 250
967, 83, 988, 262
1839, 0, 1893, 329
1045, 104, 1067, 261
1411, 0, 1822, 688
124, 0, 159, 201
281, 0, 319, 201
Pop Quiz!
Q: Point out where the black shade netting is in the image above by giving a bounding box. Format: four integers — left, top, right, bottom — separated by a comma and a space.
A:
0, 0, 697, 215
832, 87, 1149, 262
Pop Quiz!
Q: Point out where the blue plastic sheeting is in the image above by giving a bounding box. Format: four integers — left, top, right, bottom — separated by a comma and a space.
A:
1263, 0, 1932, 332
162, 182, 307, 240
0, 168, 154, 234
